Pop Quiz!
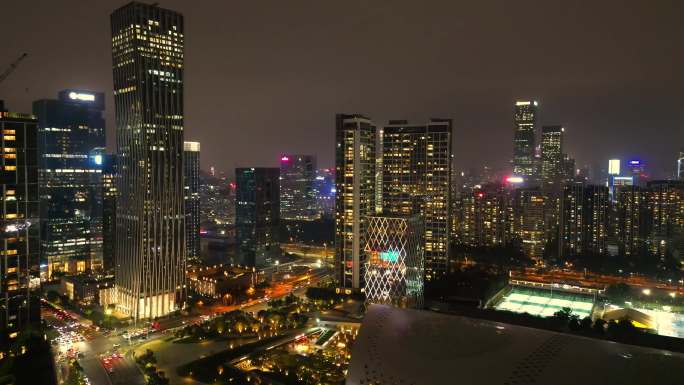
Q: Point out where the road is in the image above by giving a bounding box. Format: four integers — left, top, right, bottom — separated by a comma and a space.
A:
46, 270, 329, 385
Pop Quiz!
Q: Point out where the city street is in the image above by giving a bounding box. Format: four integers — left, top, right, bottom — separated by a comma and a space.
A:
42, 269, 328, 385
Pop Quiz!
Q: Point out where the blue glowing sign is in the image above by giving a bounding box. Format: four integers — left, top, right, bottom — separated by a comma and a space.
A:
628, 160, 641, 166
93, 154, 103, 165
380, 251, 399, 262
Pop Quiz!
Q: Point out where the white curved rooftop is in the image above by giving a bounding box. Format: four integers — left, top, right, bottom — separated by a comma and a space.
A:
346, 304, 684, 385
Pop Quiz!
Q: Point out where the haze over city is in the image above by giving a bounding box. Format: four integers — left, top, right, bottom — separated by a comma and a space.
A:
2, 1, 684, 385
1, 0, 683, 177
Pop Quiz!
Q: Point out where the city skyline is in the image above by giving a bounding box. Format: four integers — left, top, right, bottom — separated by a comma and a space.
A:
2, 2, 684, 384
1, 1, 682, 178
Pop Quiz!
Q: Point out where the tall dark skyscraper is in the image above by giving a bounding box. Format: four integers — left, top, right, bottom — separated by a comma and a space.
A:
512, 100, 538, 183
381, 119, 452, 280
0, 104, 40, 351
184, 142, 200, 261
101, 154, 117, 272
335, 114, 376, 290
33, 90, 105, 280
111, 2, 186, 320
279, 154, 317, 221
235, 168, 280, 267
540, 125, 564, 191
678, 149, 684, 180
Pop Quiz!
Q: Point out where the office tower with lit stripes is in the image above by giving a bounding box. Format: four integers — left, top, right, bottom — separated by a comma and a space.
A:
540, 125, 564, 191
512, 101, 538, 183
382, 119, 452, 280
279, 154, 317, 221
184, 142, 200, 260
678, 149, 684, 180
235, 168, 280, 267
335, 114, 376, 290
101, 154, 117, 272
0, 105, 40, 351
33, 90, 106, 280
111, 2, 186, 320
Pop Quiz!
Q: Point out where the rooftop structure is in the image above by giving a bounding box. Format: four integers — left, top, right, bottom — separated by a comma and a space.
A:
347, 304, 684, 385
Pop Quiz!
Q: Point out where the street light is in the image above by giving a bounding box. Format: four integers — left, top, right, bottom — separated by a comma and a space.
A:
669, 292, 676, 299
642, 289, 651, 296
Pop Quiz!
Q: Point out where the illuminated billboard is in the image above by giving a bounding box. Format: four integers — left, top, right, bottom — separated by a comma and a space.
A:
608, 159, 620, 175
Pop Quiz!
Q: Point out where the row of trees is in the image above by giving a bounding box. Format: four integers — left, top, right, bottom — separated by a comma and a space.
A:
136, 349, 169, 385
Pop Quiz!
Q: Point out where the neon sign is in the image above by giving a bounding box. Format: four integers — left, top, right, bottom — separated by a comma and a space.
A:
380, 251, 399, 263
68, 92, 95, 102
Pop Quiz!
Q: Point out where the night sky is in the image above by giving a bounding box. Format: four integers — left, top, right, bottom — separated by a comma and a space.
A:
1, 0, 682, 179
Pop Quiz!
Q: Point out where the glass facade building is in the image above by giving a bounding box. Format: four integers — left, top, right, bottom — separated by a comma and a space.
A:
335, 114, 376, 290
279, 154, 317, 221
111, 2, 186, 320
33, 90, 105, 280
235, 167, 280, 267
364, 215, 424, 308
0, 106, 40, 351
382, 119, 452, 280
184, 142, 200, 260
540, 125, 564, 191
512, 101, 538, 183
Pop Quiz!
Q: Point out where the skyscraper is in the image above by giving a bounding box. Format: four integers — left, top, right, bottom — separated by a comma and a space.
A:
512, 100, 538, 183
33, 90, 106, 279
646, 180, 684, 261
184, 142, 200, 261
335, 114, 376, 290
279, 154, 317, 221
235, 168, 280, 267
540, 125, 564, 191
0, 104, 40, 351
382, 119, 452, 279
613, 185, 647, 257
515, 188, 547, 260
677, 149, 684, 180
101, 154, 117, 272
313, 168, 335, 218
460, 184, 514, 248
111, 2, 186, 320
559, 184, 610, 258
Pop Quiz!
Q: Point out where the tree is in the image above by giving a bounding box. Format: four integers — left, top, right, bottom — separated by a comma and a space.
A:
604, 283, 632, 305
592, 318, 606, 334
579, 316, 593, 332
552, 307, 573, 322
46, 290, 61, 304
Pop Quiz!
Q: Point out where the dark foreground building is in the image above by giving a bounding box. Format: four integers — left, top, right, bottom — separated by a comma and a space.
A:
0, 104, 40, 353
235, 167, 280, 267
347, 305, 684, 385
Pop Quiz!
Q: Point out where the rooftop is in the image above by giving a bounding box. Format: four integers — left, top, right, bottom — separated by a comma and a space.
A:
346, 304, 684, 385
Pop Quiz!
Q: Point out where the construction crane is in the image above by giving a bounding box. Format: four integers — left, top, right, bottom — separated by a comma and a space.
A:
0, 53, 28, 85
